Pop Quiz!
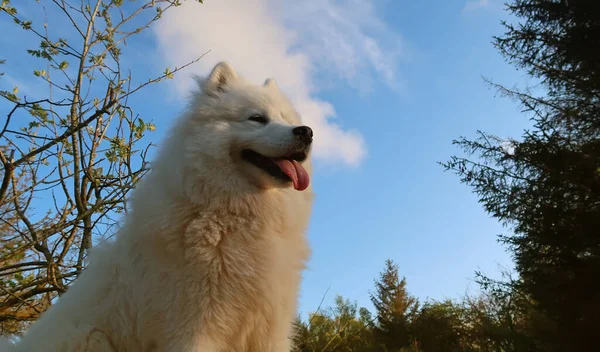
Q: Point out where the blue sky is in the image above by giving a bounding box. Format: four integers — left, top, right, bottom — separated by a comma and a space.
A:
298, 0, 532, 315
1, 0, 534, 317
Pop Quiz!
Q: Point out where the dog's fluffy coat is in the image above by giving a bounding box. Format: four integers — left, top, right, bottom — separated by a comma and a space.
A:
5, 62, 314, 351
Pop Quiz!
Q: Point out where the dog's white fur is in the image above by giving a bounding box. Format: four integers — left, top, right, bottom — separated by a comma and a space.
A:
5, 62, 314, 351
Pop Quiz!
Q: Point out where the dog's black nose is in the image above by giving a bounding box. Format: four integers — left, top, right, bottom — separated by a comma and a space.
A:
293, 126, 313, 144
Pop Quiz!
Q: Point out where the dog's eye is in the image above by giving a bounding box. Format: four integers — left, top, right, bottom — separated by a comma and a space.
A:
248, 114, 269, 124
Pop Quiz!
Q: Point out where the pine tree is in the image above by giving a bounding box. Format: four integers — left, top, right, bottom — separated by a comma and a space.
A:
443, 1, 600, 350
370, 259, 418, 351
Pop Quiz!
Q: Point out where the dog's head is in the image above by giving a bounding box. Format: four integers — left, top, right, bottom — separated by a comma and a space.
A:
181, 62, 313, 192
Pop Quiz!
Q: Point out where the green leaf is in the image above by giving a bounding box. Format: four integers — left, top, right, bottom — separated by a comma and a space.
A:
20, 20, 32, 30
0, 0, 17, 15
0, 90, 19, 102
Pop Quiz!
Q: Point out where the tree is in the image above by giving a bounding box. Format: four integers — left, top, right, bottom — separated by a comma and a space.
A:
411, 300, 467, 352
461, 273, 541, 352
293, 261, 547, 352
442, 0, 600, 350
0, 0, 205, 335
370, 259, 419, 351
293, 295, 377, 352
0, 161, 49, 335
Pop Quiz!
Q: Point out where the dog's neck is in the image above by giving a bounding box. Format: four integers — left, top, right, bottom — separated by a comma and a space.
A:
127, 167, 290, 231
117, 166, 300, 271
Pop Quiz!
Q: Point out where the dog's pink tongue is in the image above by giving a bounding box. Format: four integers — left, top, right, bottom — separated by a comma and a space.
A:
273, 159, 310, 191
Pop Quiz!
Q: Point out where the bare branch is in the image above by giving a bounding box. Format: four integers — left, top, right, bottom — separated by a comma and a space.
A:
0, 0, 206, 333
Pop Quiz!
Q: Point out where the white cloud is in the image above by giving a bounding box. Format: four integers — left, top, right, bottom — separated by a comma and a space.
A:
463, 0, 489, 12
152, 0, 403, 167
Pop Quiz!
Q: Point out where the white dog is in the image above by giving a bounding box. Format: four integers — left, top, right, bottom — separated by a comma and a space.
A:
4, 62, 314, 351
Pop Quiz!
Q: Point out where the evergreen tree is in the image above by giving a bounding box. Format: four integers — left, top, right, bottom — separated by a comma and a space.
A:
443, 1, 600, 350
370, 259, 418, 351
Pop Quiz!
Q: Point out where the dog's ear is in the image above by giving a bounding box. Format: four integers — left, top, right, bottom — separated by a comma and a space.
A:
202, 61, 239, 97
263, 78, 279, 91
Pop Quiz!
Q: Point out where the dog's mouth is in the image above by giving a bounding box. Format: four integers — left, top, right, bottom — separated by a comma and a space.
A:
241, 149, 310, 191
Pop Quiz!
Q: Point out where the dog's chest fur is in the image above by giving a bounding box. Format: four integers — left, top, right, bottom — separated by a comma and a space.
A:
144, 204, 308, 351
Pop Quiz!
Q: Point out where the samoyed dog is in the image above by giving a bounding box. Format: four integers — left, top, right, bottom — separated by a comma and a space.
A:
4, 62, 314, 351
